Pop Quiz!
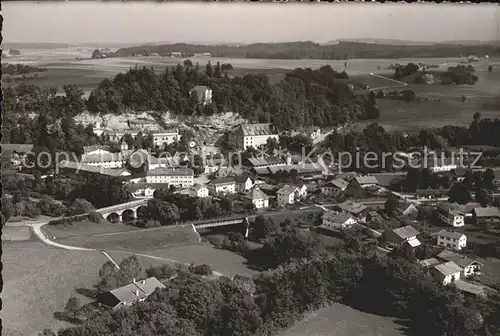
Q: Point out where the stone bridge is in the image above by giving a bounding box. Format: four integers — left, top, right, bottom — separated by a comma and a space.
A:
96, 198, 150, 221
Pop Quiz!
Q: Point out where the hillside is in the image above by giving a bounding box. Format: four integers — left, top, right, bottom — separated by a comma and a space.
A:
112, 41, 500, 60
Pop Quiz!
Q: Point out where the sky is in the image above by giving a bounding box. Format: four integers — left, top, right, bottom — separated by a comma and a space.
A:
4, 2, 500, 44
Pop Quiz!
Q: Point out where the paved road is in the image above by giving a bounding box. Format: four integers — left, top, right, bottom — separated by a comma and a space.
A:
368, 73, 408, 91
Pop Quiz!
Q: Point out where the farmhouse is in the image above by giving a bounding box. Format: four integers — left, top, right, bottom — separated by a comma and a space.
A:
189, 184, 209, 198
239, 123, 279, 149
334, 200, 369, 222
472, 206, 500, 224
437, 203, 465, 227
431, 261, 462, 285
383, 225, 421, 249
145, 167, 194, 188
321, 178, 348, 195
234, 175, 253, 193
277, 185, 300, 206
244, 188, 269, 209
419, 257, 441, 268
436, 250, 482, 277
453, 280, 487, 298
208, 177, 237, 195
321, 211, 358, 230
97, 277, 165, 309
190, 85, 212, 105
436, 230, 467, 251
349, 175, 379, 189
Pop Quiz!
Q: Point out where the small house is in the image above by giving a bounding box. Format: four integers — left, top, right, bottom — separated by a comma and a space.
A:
234, 175, 253, 193
349, 176, 379, 189
436, 250, 482, 277
472, 207, 500, 224
383, 225, 421, 249
321, 178, 348, 195
436, 230, 467, 251
208, 177, 237, 195
431, 261, 462, 285
97, 277, 165, 309
321, 211, 358, 230
277, 185, 300, 206
244, 188, 269, 209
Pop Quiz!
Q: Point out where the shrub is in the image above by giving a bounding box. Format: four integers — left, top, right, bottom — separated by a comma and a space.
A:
88, 211, 103, 223
192, 264, 213, 276
145, 264, 175, 279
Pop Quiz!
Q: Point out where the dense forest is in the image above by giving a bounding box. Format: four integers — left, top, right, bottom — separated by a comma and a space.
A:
112, 41, 500, 60
86, 62, 379, 129
44, 224, 500, 336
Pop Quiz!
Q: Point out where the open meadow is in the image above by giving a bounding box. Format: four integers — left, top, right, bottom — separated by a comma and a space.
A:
280, 303, 407, 336
1, 241, 170, 336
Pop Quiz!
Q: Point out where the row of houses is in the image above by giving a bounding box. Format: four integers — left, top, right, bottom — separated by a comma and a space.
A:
437, 202, 500, 227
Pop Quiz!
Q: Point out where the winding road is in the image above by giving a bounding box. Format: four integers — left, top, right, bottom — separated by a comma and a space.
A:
24, 221, 225, 276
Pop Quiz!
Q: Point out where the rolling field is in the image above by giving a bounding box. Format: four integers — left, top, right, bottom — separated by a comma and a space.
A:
1, 242, 170, 336
280, 303, 406, 336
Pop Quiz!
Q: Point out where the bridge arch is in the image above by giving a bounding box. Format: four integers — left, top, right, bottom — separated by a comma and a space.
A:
106, 212, 120, 223
121, 209, 136, 222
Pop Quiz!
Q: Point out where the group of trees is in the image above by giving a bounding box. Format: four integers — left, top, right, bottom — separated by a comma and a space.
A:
3, 63, 47, 75
141, 189, 245, 227
393, 62, 478, 85
86, 62, 379, 130
48, 224, 500, 336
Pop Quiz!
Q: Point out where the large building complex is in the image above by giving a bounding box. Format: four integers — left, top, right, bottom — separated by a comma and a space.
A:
238, 123, 279, 150
145, 167, 194, 188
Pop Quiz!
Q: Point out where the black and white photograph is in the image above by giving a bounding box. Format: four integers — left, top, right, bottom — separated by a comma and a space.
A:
2, 2, 500, 336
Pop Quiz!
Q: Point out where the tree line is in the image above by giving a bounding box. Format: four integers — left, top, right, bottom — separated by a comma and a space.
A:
111, 41, 500, 60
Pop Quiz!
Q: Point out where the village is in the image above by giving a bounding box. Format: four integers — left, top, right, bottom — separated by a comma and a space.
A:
4, 83, 500, 313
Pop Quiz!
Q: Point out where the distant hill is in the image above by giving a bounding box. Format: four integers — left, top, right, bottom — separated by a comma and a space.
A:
325, 38, 500, 46
112, 41, 500, 60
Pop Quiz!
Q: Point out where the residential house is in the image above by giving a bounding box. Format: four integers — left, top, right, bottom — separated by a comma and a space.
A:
235, 175, 253, 193
383, 225, 421, 249
431, 261, 462, 285
396, 201, 419, 217
321, 211, 358, 230
293, 184, 308, 198
472, 207, 500, 224
190, 184, 209, 198
81, 151, 125, 168
208, 177, 237, 195
83, 145, 111, 155
277, 185, 300, 206
437, 203, 465, 227
436, 250, 482, 277
190, 85, 212, 105
144, 183, 170, 197
97, 277, 165, 309
239, 123, 279, 149
436, 230, 467, 251
145, 167, 194, 189
244, 188, 269, 209
453, 280, 487, 298
349, 176, 380, 189
321, 178, 348, 195
334, 200, 369, 222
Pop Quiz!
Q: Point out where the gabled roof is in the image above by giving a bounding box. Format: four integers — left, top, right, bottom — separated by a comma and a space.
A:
323, 178, 349, 190
436, 230, 465, 240
473, 207, 500, 218
147, 167, 193, 176
419, 257, 441, 268
437, 250, 482, 268
108, 277, 165, 305
240, 123, 277, 136
433, 261, 463, 276
82, 152, 124, 163
191, 85, 210, 93
234, 174, 251, 183
336, 201, 367, 215
244, 188, 269, 201
392, 225, 420, 239
277, 184, 299, 195
1, 143, 34, 152
352, 176, 379, 185
208, 177, 236, 185
322, 211, 355, 225
404, 238, 421, 248
58, 160, 130, 177
454, 280, 486, 296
